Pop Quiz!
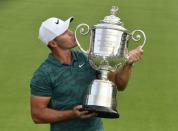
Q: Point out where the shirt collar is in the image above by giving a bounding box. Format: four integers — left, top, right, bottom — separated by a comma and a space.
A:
47, 51, 77, 67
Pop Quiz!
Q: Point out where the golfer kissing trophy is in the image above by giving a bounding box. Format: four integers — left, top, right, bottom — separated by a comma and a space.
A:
75, 6, 146, 118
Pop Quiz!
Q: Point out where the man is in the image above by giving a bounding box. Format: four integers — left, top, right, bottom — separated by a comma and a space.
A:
30, 17, 143, 131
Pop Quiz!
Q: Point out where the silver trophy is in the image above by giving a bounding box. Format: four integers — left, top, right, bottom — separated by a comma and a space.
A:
75, 6, 146, 118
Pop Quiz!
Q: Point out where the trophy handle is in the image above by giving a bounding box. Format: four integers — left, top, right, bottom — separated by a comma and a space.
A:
124, 29, 147, 61
75, 23, 90, 54
131, 29, 147, 49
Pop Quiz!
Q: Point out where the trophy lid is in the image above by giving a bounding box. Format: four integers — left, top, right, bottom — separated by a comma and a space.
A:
94, 6, 127, 32
102, 6, 123, 25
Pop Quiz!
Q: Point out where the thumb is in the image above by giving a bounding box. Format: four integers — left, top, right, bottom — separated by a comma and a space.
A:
124, 48, 129, 59
138, 46, 144, 52
74, 105, 83, 110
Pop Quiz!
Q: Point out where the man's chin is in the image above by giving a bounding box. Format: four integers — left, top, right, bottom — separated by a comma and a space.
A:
70, 43, 77, 49
73, 42, 77, 47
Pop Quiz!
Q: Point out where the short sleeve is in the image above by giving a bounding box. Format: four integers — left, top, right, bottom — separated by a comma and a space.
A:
30, 70, 52, 97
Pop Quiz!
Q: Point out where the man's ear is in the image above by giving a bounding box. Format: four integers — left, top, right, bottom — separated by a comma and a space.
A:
48, 40, 58, 48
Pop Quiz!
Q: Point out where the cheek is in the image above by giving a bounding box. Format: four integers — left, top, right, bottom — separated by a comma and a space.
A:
59, 38, 67, 44
66, 37, 75, 45
58, 40, 73, 48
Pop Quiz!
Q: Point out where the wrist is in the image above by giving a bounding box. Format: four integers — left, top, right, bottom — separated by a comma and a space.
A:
62, 110, 78, 120
124, 61, 133, 68
72, 109, 80, 118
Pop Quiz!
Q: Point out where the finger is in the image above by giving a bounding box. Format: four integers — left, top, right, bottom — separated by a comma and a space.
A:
133, 50, 143, 58
74, 105, 83, 110
138, 46, 144, 53
128, 51, 143, 64
138, 50, 144, 56
140, 48, 144, 53
80, 111, 89, 115
135, 55, 142, 61
129, 54, 137, 60
124, 48, 129, 54
129, 55, 140, 63
137, 51, 144, 58
124, 48, 129, 59
133, 49, 143, 56
127, 56, 134, 64
80, 113, 97, 119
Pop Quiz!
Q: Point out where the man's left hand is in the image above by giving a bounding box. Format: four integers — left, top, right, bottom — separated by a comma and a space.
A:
126, 46, 144, 64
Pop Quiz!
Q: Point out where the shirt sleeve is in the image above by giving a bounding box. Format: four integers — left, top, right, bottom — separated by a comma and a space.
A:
30, 70, 52, 97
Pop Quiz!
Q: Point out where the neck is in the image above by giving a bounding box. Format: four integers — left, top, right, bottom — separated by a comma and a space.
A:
52, 48, 72, 64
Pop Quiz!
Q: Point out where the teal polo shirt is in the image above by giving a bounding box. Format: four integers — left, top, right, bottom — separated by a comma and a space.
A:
30, 50, 103, 131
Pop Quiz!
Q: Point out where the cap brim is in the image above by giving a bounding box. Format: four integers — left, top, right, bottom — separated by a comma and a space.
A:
68, 16, 74, 22
65, 17, 74, 26
62, 16, 74, 32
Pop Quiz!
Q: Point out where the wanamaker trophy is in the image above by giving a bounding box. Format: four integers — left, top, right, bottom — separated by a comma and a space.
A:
74, 6, 147, 118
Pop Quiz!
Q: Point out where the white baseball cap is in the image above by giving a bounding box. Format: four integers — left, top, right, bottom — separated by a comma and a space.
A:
39, 17, 74, 45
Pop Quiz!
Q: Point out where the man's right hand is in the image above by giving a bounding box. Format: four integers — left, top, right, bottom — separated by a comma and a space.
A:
31, 96, 97, 123
73, 105, 97, 119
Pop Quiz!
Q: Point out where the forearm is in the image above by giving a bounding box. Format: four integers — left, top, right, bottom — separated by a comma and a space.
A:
32, 108, 76, 124
108, 63, 132, 91
116, 63, 132, 90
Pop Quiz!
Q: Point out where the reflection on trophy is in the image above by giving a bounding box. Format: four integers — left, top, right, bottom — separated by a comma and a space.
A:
75, 6, 146, 118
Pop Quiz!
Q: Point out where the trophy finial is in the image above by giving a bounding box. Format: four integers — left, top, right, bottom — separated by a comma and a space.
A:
110, 6, 119, 16
101, 5, 122, 25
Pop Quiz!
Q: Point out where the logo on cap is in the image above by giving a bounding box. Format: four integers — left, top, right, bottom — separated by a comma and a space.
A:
55, 19, 59, 24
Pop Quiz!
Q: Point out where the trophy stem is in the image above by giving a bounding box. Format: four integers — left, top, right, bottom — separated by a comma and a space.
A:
99, 70, 109, 80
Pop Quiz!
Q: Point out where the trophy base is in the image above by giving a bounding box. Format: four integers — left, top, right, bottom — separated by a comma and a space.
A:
82, 105, 119, 118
